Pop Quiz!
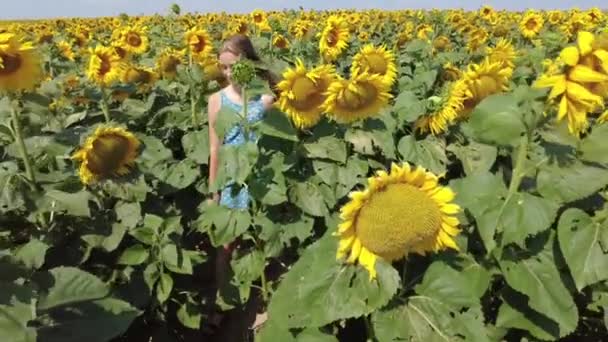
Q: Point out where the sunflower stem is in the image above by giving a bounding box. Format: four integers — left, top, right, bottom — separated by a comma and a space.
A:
241, 86, 250, 138
100, 88, 111, 123
507, 134, 530, 196
364, 314, 376, 342
189, 52, 200, 128
9, 101, 38, 191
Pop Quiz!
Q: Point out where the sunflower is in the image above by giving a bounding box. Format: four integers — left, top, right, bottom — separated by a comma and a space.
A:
185, 27, 213, 59
466, 28, 489, 53
459, 57, 511, 117
199, 57, 228, 87
486, 38, 517, 69
72, 126, 141, 185
351, 44, 397, 87
335, 162, 461, 280
441, 62, 462, 82
276, 59, 335, 129
0, 33, 42, 92
156, 48, 185, 79
250, 9, 267, 25
323, 69, 392, 124
416, 79, 469, 135
124, 26, 149, 54
122, 64, 158, 93
547, 10, 564, 25
56, 40, 75, 61
318, 15, 350, 62
519, 11, 544, 39
432, 35, 452, 53
86, 45, 125, 87
416, 23, 433, 41
272, 34, 289, 49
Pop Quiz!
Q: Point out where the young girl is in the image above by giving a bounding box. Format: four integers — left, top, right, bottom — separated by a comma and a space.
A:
207, 34, 277, 326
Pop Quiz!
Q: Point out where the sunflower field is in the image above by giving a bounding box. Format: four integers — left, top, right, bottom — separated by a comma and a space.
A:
2, 4, 608, 341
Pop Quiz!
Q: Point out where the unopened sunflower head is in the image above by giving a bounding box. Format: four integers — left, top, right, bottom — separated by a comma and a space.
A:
335, 162, 461, 280
230, 59, 257, 87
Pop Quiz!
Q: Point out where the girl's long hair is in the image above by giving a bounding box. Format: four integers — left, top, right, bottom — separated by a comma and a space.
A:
220, 34, 280, 96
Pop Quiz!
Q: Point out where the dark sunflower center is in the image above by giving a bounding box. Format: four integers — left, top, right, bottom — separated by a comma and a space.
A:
99, 56, 112, 76
126, 33, 142, 47
525, 19, 537, 30
0, 53, 22, 76
191, 36, 206, 53
86, 134, 131, 176
363, 53, 388, 74
327, 29, 339, 46
354, 183, 442, 260
162, 56, 180, 73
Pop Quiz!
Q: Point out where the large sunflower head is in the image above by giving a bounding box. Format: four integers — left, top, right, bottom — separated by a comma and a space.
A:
460, 57, 511, 114
323, 69, 392, 124
156, 48, 186, 79
185, 27, 213, 58
351, 44, 397, 87
277, 59, 336, 129
519, 11, 544, 39
121, 64, 158, 92
71, 126, 141, 185
415, 79, 469, 135
486, 38, 517, 69
318, 15, 350, 62
86, 45, 124, 87
0, 33, 43, 93
116, 25, 149, 55
56, 40, 75, 61
335, 162, 461, 280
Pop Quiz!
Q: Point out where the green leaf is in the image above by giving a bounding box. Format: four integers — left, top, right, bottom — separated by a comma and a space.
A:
39, 190, 92, 217
156, 272, 173, 304
137, 134, 173, 168
557, 208, 608, 291
100, 174, 150, 202
537, 160, 608, 203
0, 301, 37, 342
197, 202, 252, 246
496, 287, 559, 341
294, 328, 339, 342
393, 90, 426, 122
117, 244, 149, 265
38, 267, 110, 310
499, 193, 559, 247
499, 234, 579, 338
288, 181, 328, 217
114, 201, 141, 229
0, 162, 26, 213
212, 142, 259, 191
177, 301, 201, 330
154, 159, 199, 190
447, 141, 497, 176
161, 244, 193, 275
467, 93, 526, 147
265, 231, 400, 329
37, 297, 140, 342
14, 239, 49, 270
397, 134, 447, 175
303, 136, 347, 163
579, 124, 608, 165
256, 108, 298, 141
181, 128, 210, 164
214, 107, 241, 141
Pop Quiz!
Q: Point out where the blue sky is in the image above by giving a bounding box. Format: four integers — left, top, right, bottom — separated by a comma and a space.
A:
2, 0, 606, 20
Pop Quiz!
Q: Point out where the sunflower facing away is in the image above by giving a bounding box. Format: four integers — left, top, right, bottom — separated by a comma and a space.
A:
72, 126, 141, 185
319, 15, 350, 62
87, 45, 125, 87
276, 59, 336, 129
335, 162, 461, 280
351, 44, 397, 87
156, 48, 186, 79
0, 33, 43, 92
122, 64, 158, 93
323, 69, 392, 124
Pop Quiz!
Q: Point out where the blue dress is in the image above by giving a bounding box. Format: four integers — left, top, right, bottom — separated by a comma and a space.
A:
218, 90, 266, 210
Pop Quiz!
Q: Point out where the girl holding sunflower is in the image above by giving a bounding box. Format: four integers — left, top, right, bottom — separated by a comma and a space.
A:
206, 33, 278, 327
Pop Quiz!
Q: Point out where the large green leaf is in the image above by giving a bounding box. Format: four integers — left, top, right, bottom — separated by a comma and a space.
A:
38, 190, 92, 217
537, 160, 608, 203
196, 202, 252, 246
557, 208, 608, 291
37, 267, 110, 310
255, 108, 298, 141
303, 136, 347, 163
496, 287, 559, 341
264, 231, 400, 329
37, 297, 140, 342
154, 159, 199, 190
161, 244, 193, 275
137, 134, 173, 169
0, 162, 26, 213
447, 141, 497, 176
176, 300, 202, 330
499, 234, 578, 338
14, 239, 49, 270
579, 123, 608, 165
466, 93, 526, 147
181, 128, 210, 164
288, 181, 328, 217
117, 244, 150, 266
0, 300, 37, 342
397, 134, 447, 175
393, 90, 426, 122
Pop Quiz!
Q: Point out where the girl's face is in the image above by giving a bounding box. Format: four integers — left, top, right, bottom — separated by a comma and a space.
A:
219, 51, 239, 84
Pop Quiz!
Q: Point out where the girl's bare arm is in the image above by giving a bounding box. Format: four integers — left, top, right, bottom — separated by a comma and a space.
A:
207, 93, 221, 203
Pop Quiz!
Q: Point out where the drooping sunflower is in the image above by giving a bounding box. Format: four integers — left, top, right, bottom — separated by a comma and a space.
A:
351, 44, 397, 87
185, 27, 213, 59
323, 69, 392, 124
519, 11, 544, 39
276, 59, 336, 129
0, 33, 43, 92
156, 48, 186, 79
86, 45, 125, 87
318, 15, 350, 62
72, 126, 141, 185
115, 25, 149, 55
459, 57, 512, 117
415, 79, 469, 135
486, 38, 517, 69
441, 62, 462, 82
122, 64, 158, 93
272, 34, 289, 50
57, 40, 75, 61
335, 162, 461, 280
466, 28, 489, 53
415, 23, 433, 41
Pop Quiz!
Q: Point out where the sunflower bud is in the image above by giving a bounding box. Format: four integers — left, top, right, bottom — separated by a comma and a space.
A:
231, 59, 256, 87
